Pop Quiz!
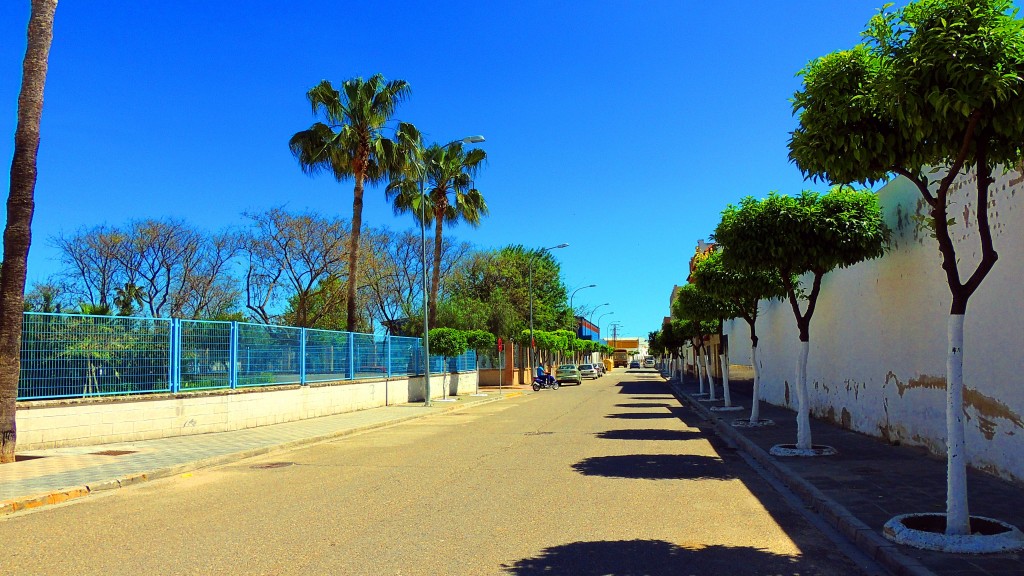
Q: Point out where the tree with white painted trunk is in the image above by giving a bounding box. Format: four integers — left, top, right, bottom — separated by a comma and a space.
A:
690, 250, 787, 424
672, 284, 736, 403
789, 0, 1024, 539
713, 189, 886, 451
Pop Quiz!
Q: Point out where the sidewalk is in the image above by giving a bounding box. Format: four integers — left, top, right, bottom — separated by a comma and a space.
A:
1, 389, 523, 516
665, 370, 1024, 576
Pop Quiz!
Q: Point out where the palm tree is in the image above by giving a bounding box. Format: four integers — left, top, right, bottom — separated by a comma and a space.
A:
113, 282, 146, 317
289, 75, 416, 333
387, 142, 487, 326
1, 0, 58, 464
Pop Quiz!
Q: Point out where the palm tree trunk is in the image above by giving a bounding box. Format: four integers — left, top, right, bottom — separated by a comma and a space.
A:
346, 174, 365, 333
1, 0, 57, 464
428, 214, 443, 327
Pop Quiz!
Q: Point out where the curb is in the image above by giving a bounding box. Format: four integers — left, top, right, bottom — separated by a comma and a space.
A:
1, 393, 513, 517
664, 377, 934, 576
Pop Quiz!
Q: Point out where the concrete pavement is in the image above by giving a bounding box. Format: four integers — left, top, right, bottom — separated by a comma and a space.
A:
664, 368, 1024, 576
1, 388, 524, 516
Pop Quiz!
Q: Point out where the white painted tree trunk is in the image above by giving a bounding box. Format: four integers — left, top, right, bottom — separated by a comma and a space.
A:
749, 344, 761, 423
795, 341, 812, 450
946, 314, 970, 536
705, 349, 716, 400
696, 352, 706, 394
720, 353, 731, 407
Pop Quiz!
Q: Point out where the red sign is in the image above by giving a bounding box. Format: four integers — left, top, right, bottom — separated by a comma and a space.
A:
497, 337, 504, 352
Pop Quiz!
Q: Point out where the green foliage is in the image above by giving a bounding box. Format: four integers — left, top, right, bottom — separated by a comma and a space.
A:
671, 284, 738, 325
465, 329, 496, 353
790, 0, 1024, 248
428, 327, 468, 359
713, 188, 887, 277
690, 251, 787, 325
446, 245, 568, 339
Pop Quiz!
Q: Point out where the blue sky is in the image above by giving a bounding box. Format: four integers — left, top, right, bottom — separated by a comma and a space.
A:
2, 1, 896, 338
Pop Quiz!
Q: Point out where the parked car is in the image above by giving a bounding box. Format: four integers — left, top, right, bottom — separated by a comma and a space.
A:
578, 363, 599, 379
593, 362, 605, 376
629, 360, 640, 369
643, 357, 656, 368
555, 364, 582, 385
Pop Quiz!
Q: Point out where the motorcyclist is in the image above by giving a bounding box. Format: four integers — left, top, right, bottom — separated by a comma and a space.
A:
536, 363, 553, 385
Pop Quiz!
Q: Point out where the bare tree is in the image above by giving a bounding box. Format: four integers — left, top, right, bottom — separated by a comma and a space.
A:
53, 225, 126, 308
241, 208, 349, 327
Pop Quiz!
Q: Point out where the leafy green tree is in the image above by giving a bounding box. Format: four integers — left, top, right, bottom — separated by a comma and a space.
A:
2, 0, 57, 463
447, 246, 567, 340
691, 250, 787, 423
672, 283, 736, 401
388, 142, 487, 327
714, 188, 886, 452
289, 75, 418, 333
429, 327, 468, 394
789, 0, 1024, 536
465, 329, 496, 362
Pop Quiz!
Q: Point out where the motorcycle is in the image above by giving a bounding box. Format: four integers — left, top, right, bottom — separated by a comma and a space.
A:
532, 374, 560, 391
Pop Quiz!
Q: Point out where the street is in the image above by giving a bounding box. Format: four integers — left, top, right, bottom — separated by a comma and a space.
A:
1, 369, 865, 575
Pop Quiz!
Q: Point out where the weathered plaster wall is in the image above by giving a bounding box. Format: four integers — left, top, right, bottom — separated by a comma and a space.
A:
724, 168, 1024, 482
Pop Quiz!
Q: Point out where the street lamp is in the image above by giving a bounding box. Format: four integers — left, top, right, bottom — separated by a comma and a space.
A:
589, 302, 610, 338
596, 311, 613, 342
421, 134, 485, 407
528, 243, 568, 370
568, 284, 596, 338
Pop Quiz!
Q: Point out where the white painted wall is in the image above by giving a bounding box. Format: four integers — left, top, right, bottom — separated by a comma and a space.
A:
724, 169, 1024, 482
16, 372, 478, 450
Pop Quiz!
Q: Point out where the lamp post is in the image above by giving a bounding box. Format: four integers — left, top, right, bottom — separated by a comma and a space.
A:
528, 243, 568, 371
421, 134, 485, 407
568, 284, 595, 338
589, 302, 610, 338
596, 311, 613, 342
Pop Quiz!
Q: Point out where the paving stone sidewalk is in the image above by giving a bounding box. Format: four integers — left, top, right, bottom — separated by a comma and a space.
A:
667, 370, 1024, 576
1, 391, 518, 515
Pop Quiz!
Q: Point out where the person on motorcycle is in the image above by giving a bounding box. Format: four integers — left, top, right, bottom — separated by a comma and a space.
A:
536, 363, 553, 385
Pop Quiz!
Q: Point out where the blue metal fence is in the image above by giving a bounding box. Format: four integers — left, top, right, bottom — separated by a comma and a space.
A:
17, 312, 476, 401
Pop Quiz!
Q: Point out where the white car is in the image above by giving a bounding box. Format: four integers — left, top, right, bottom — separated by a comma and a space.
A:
643, 357, 656, 368
578, 364, 599, 379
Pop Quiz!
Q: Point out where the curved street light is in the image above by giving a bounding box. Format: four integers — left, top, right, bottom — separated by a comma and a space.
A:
568, 284, 596, 340
528, 243, 568, 370
422, 134, 485, 407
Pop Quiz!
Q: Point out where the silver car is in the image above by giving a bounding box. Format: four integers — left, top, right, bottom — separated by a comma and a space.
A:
578, 363, 599, 379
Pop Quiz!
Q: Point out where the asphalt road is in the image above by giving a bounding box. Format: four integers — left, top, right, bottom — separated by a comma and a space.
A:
0, 369, 866, 575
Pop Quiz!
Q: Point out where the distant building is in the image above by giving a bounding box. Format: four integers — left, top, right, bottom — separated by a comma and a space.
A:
575, 316, 599, 341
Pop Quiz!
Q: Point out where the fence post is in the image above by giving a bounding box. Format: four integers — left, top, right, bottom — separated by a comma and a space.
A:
229, 321, 238, 389
170, 318, 181, 393
300, 328, 307, 385
347, 332, 355, 380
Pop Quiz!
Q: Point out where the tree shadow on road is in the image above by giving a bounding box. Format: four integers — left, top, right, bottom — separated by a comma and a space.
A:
596, 429, 703, 441
617, 382, 670, 395
501, 539, 807, 575
571, 454, 734, 480
615, 402, 672, 408
605, 412, 675, 419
